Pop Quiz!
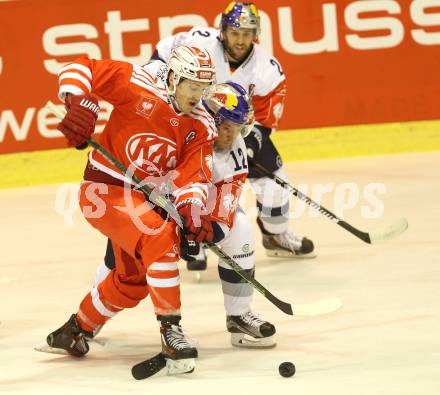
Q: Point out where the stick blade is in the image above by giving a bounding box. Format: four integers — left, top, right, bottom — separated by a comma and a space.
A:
132, 353, 166, 380
265, 292, 293, 315
369, 217, 408, 244
293, 297, 342, 317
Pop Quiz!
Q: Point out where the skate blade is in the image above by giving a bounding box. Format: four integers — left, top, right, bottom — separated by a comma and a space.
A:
88, 337, 107, 346
266, 250, 316, 259
166, 358, 196, 375
34, 337, 103, 355
34, 342, 70, 355
231, 333, 276, 349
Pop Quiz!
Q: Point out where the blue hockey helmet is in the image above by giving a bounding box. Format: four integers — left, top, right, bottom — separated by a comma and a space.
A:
202, 81, 254, 137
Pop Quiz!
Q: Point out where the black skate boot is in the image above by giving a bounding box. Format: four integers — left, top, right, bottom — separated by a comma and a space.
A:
257, 217, 315, 258
158, 315, 197, 375
227, 311, 276, 348
45, 314, 92, 357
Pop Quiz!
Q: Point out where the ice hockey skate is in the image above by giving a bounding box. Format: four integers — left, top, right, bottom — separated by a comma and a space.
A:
35, 314, 91, 357
159, 315, 198, 375
257, 218, 316, 258
227, 311, 276, 348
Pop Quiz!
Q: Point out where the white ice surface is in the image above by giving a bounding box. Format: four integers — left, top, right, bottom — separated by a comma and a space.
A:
0, 152, 439, 395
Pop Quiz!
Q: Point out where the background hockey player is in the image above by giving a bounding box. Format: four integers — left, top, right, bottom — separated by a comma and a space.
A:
44, 45, 217, 374
96, 82, 277, 349
152, 1, 315, 269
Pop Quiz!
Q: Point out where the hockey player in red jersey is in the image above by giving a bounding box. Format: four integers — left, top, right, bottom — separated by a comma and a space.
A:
93, 82, 277, 349
151, 2, 315, 269
44, 45, 217, 374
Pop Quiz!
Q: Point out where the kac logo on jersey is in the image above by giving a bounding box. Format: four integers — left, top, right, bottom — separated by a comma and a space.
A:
136, 96, 157, 118
126, 133, 177, 173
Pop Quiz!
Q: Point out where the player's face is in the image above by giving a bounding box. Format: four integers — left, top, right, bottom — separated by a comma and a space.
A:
175, 78, 210, 113
215, 119, 242, 150
223, 26, 256, 63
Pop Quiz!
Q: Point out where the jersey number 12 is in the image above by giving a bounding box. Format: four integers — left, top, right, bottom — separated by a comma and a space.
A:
231, 148, 248, 171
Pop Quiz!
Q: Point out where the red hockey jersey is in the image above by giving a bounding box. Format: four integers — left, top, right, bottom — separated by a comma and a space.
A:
58, 57, 216, 209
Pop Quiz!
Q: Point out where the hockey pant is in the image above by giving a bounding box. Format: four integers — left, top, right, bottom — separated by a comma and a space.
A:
76, 182, 181, 333
95, 207, 255, 317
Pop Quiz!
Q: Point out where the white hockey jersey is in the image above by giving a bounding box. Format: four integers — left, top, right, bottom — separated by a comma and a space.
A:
207, 135, 248, 228
156, 27, 287, 130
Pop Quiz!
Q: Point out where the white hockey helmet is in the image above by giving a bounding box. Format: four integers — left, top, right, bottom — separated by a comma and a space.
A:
167, 45, 216, 97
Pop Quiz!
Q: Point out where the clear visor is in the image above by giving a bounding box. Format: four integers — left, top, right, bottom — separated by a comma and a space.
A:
179, 78, 212, 96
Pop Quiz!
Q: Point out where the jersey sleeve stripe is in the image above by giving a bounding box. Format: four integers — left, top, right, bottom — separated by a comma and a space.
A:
174, 197, 205, 209
132, 70, 154, 86
129, 76, 168, 102
174, 185, 208, 201
132, 71, 166, 93
59, 72, 92, 92
133, 66, 157, 84
132, 64, 166, 90
59, 63, 92, 79
59, 79, 90, 95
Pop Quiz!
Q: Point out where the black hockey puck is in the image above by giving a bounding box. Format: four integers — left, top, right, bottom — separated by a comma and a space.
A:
278, 362, 295, 377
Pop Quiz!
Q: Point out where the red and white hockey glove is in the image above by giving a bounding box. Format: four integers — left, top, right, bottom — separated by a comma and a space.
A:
57, 94, 100, 149
178, 204, 214, 244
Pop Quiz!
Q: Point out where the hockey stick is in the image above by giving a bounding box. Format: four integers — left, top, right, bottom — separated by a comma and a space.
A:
253, 162, 408, 244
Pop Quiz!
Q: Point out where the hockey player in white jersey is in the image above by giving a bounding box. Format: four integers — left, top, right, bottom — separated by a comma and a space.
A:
152, 2, 315, 267
97, 82, 276, 348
